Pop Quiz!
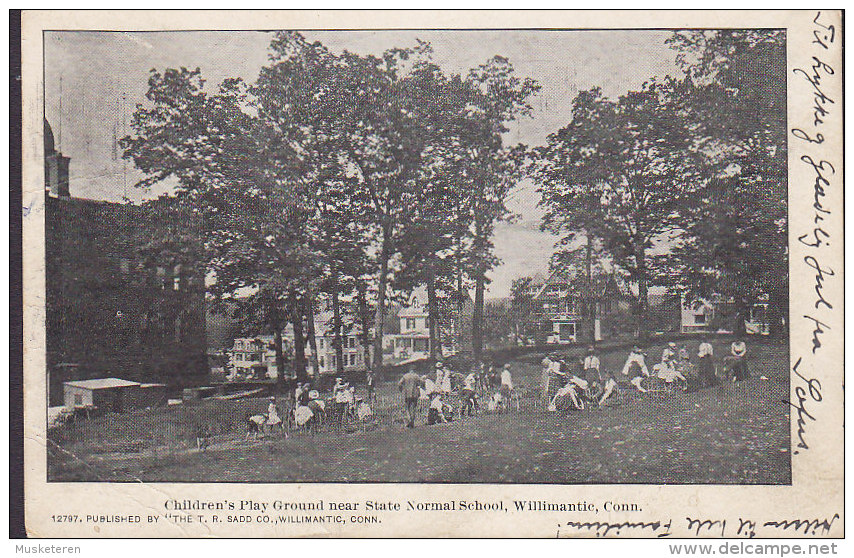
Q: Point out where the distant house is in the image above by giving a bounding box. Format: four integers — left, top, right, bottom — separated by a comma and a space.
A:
385, 303, 432, 361
680, 295, 771, 335
282, 312, 372, 376
527, 269, 629, 344
383, 286, 474, 362
228, 336, 282, 379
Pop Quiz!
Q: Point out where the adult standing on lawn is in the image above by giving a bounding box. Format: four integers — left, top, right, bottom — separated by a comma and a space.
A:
697, 340, 717, 387
399, 368, 425, 428
541, 356, 560, 402
435, 361, 446, 393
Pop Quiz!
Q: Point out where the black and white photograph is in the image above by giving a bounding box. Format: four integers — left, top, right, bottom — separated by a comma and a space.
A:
40, 25, 794, 486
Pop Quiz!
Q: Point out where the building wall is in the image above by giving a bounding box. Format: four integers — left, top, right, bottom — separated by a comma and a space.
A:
256, 330, 371, 377
45, 196, 208, 403
63, 385, 94, 408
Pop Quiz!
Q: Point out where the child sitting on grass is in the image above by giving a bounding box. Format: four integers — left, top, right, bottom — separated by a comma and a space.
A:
428, 392, 454, 425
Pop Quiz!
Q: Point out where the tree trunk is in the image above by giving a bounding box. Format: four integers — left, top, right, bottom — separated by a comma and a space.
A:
270, 302, 286, 392
636, 248, 649, 341
472, 273, 485, 365
733, 297, 749, 338
472, 214, 486, 364
273, 327, 286, 393
289, 293, 307, 382
332, 275, 344, 376
585, 236, 596, 345
427, 264, 439, 363
356, 279, 373, 373
304, 292, 321, 386
371, 231, 391, 374
768, 287, 787, 338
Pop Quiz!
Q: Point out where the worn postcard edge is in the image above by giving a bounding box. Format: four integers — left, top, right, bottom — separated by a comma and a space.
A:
20, 9, 844, 538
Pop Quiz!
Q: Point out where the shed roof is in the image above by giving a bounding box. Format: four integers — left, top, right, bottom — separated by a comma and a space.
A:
64, 378, 140, 390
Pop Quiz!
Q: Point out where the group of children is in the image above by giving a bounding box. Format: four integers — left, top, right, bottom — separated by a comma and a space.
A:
248, 339, 752, 437
397, 360, 516, 428
543, 339, 751, 413
246, 377, 377, 439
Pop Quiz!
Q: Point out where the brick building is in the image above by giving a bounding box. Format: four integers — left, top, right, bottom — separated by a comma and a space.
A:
44, 120, 207, 404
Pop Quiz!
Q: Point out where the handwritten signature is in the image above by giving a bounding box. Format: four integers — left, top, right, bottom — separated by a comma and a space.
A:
784, 358, 823, 454
559, 519, 672, 538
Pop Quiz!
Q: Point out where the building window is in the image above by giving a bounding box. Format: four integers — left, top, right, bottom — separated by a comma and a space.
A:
695, 313, 706, 324
318, 356, 325, 369
406, 318, 416, 330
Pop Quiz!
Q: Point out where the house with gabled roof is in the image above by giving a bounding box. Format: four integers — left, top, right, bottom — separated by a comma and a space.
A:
527, 267, 630, 344
383, 286, 474, 362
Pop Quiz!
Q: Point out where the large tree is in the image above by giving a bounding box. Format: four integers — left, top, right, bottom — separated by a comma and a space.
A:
533, 78, 701, 339
665, 30, 787, 336
459, 58, 538, 363
121, 68, 315, 388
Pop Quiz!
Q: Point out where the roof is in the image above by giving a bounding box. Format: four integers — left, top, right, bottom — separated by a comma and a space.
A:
64, 378, 140, 390
398, 305, 428, 318
386, 332, 430, 339
533, 267, 624, 301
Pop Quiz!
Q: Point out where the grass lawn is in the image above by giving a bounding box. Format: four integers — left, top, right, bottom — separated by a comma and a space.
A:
48, 338, 791, 484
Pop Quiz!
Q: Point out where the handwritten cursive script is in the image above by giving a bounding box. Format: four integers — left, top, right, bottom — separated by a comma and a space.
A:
784, 358, 823, 454
559, 519, 672, 538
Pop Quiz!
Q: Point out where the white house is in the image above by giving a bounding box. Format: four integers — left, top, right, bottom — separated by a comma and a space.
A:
228, 336, 283, 379
680, 299, 716, 334
680, 295, 771, 335
384, 303, 432, 361
282, 312, 371, 376
382, 285, 475, 362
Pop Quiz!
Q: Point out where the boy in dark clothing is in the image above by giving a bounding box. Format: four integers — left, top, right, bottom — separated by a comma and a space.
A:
398, 368, 424, 428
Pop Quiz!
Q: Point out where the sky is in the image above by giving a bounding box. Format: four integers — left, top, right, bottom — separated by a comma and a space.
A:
44, 30, 683, 299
